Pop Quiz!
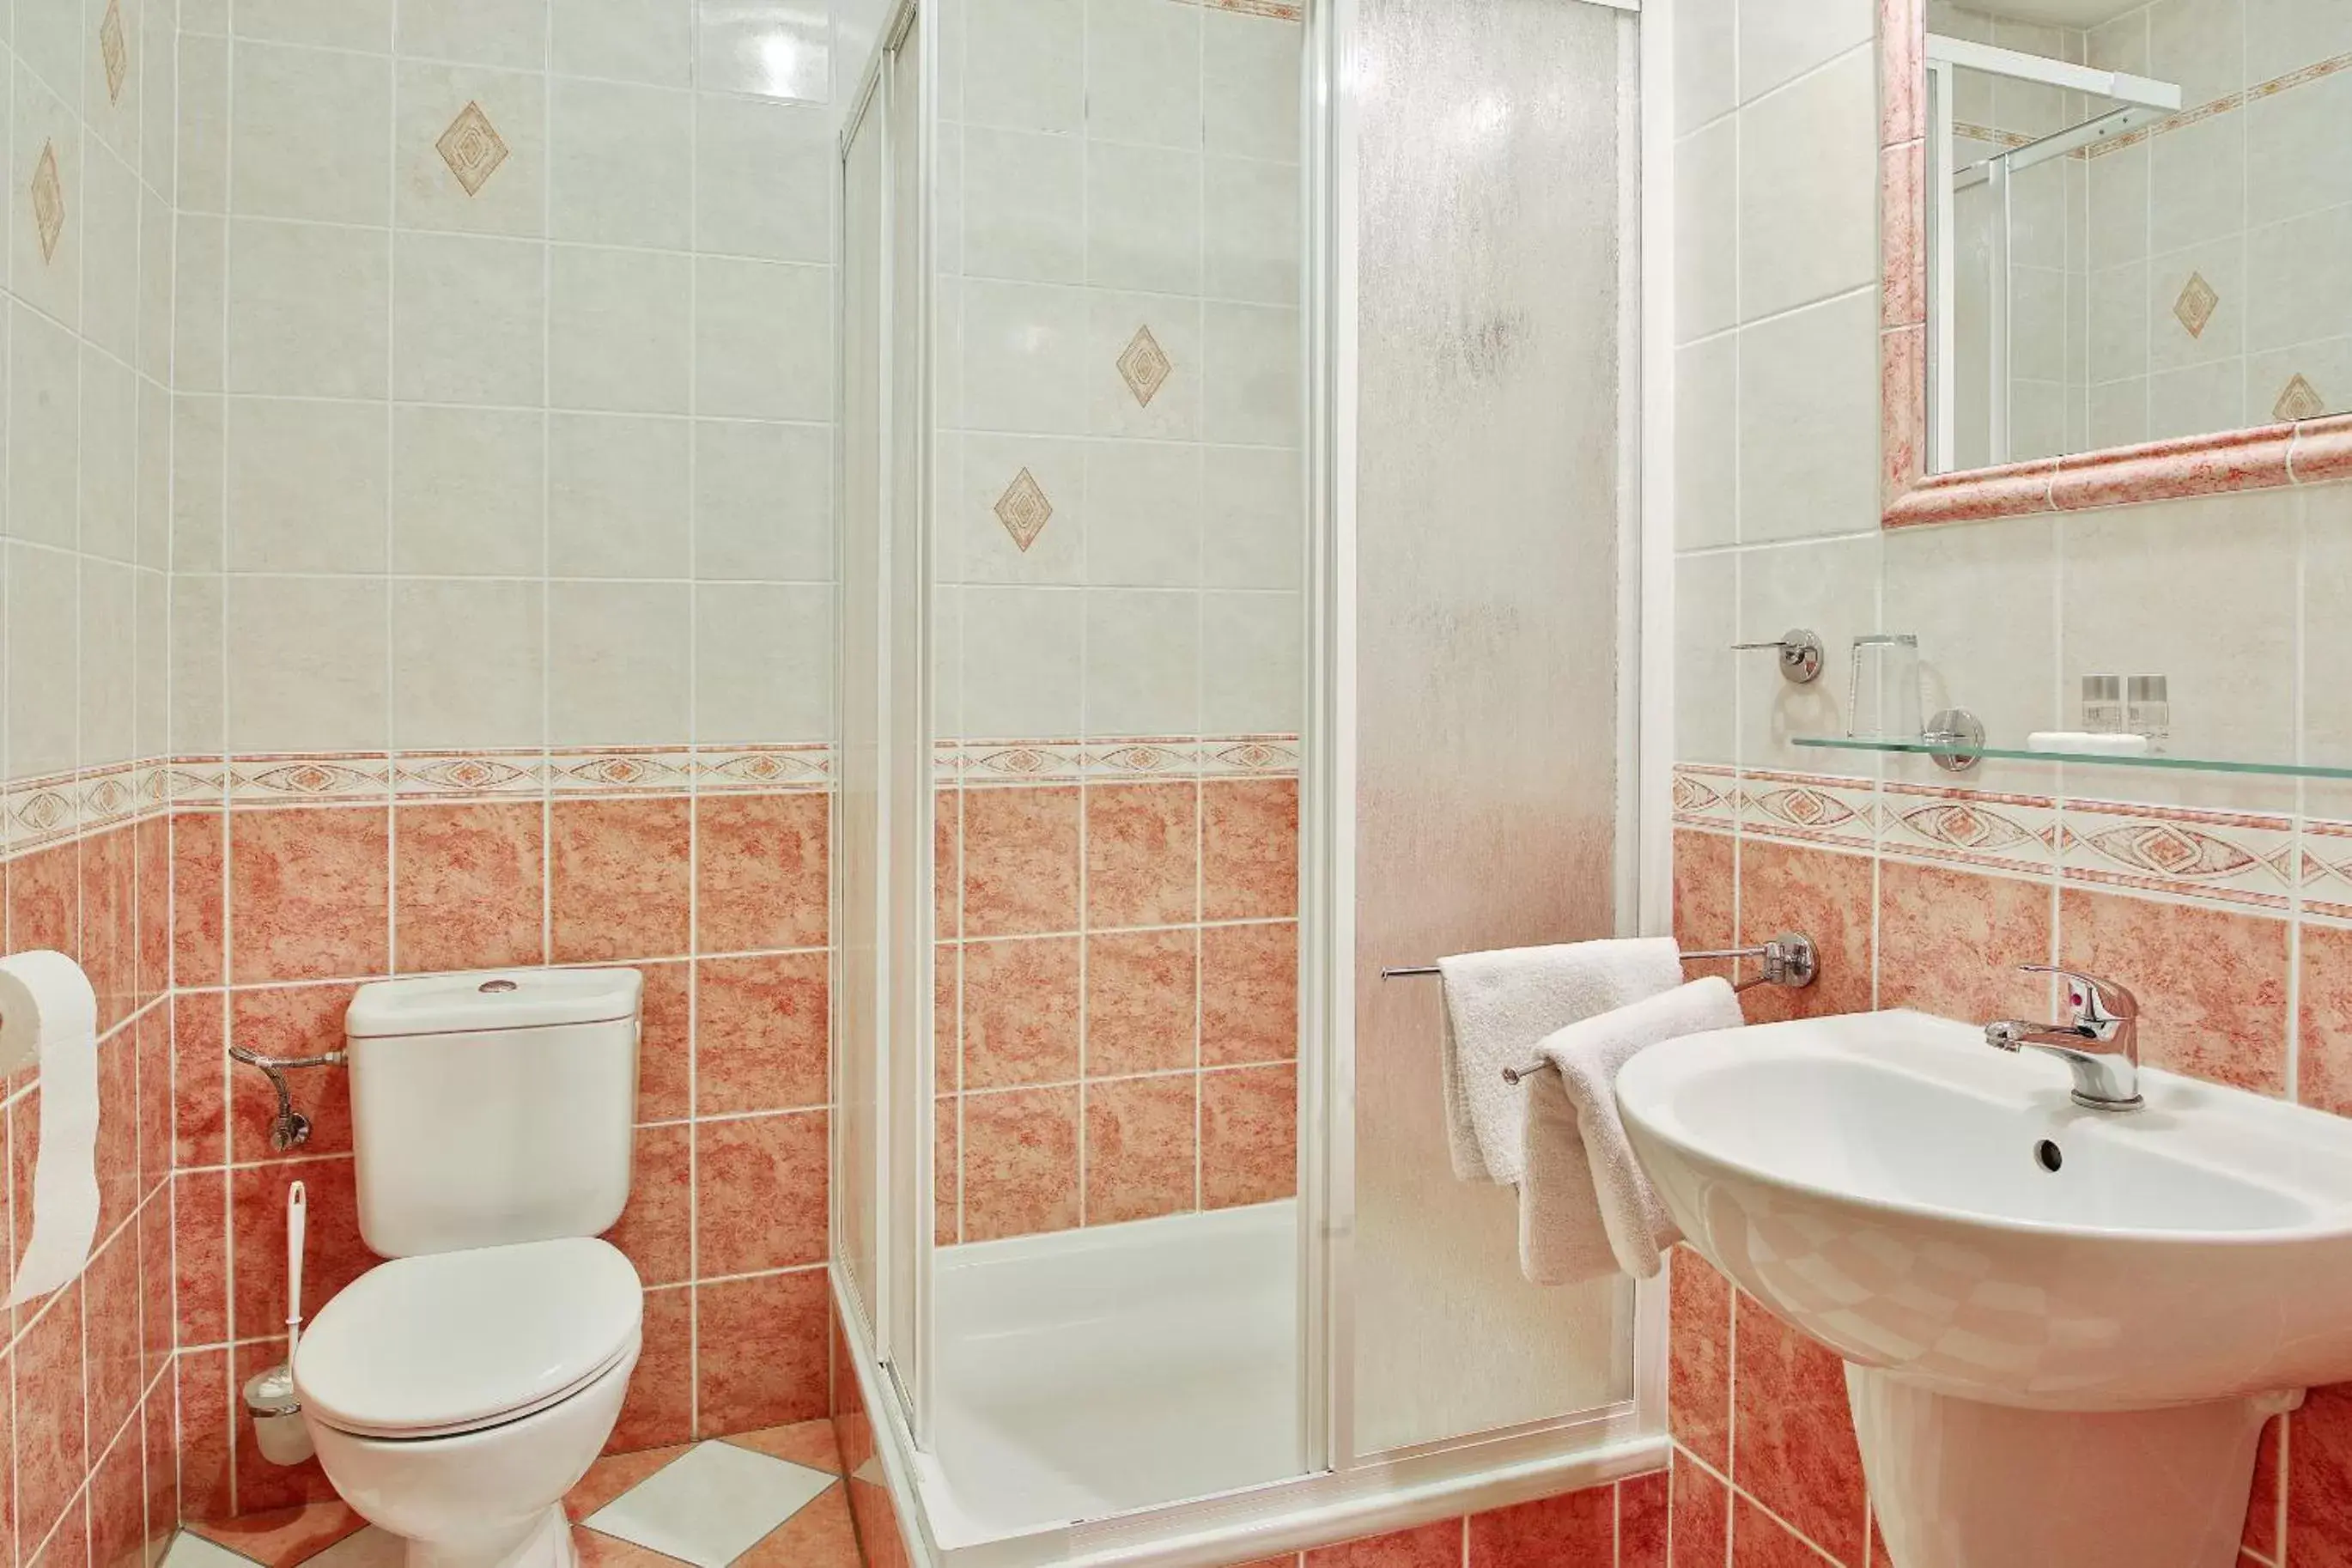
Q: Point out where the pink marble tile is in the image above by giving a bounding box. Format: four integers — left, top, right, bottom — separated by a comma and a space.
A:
2057, 888, 2288, 1097
31, 1493, 88, 1568
1466, 1486, 1614, 1567
15, 1284, 86, 1551
1738, 842, 1875, 1024
8, 841, 80, 969
227, 807, 391, 984
737, 1481, 863, 1568
173, 989, 229, 1168
82, 826, 136, 1032
602, 1123, 690, 1286
564, 1445, 690, 1522
2289, 410, 2352, 485
1085, 928, 1198, 1077
2242, 1412, 2282, 1559
961, 786, 1080, 938
94, 1029, 138, 1240
961, 936, 1082, 1089
1620, 1471, 1669, 1568
1674, 830, 1737, 985
136, 1006, 170, 1199
636, 961, 692, 1123
1885, 454, 2058, 529
1732, 1295, 1868, 1566
960, 1085, 1080, 1242
2300, 922, 2352, 1116
1670, 1453, 1728, 1568
2288, 1381, 2352, 1568
392, 801, 545, 974
1085, 782, 1200, 929
696, 1267, 830, 1433
1200, 1064, 1296, 1209
724, 1419, 845, 1474
1876, 861, 2052, 1024
695, 951, 830, 1114
549, 799, 692, 963
1729, 1495, 1828, 1568
1304, 1520, 1462, 1568
608, 1287, 692, 1452
1670, 1248, 1733, 1472
191, 1500, 367, 1568
142, 1377, 176, 1567
173, 811, 227, 988
230, 1157, 372, 1331
1203, 780, 1298, 921
696, 1110, 830, 1275
2051, 425, 2295, 513
177, 1347, 234, 1523
935, 787, 961, 939
696, 793, 829, 954
1200, 921, 1297, 1067
82, 1225, 143, 1457
135, 813, 170, 1017
1880, 324, 1929, 517
1084, 1075, 1196, 1225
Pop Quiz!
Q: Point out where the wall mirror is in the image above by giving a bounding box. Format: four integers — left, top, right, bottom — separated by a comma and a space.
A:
1881, 0, 2352, 526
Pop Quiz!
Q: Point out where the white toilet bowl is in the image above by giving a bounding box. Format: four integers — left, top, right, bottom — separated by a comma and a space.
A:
296, 1237, 644, 1568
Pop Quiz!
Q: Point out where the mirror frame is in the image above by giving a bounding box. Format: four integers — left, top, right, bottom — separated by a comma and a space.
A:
1876, 0, 2352, 528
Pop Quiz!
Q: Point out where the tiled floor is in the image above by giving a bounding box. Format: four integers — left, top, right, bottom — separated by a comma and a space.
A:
158, 1424, 866, 1568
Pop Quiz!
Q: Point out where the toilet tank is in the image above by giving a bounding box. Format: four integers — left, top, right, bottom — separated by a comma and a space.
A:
343, 969, 642, 1257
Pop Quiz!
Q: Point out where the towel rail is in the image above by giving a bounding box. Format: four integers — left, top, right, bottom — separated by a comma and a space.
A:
1376, 933, 1820, 1083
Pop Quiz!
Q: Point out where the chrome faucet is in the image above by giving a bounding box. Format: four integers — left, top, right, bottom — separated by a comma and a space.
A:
1984, 966, 2143, 1112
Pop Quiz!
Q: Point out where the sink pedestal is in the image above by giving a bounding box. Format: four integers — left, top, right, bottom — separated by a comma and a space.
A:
1847, 1366, 2296, 1568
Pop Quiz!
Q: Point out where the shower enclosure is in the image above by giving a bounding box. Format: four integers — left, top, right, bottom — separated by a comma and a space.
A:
833, 1, 1667, 1561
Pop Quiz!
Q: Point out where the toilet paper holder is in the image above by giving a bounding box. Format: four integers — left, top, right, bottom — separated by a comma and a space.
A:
228, 1044, 348, 1150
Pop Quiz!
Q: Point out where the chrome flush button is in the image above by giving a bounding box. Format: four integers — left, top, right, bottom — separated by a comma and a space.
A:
478, 978, 520, 994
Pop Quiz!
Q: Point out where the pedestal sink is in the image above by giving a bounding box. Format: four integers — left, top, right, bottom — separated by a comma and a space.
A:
1616, 1009, 2352, 1568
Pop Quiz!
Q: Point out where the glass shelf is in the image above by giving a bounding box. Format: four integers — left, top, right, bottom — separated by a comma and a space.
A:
1792, 735, 2352, 781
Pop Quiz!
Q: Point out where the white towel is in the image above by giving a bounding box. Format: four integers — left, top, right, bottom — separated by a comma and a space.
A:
1437, 937, 1683, 1183
1518, 976, 1743, 1286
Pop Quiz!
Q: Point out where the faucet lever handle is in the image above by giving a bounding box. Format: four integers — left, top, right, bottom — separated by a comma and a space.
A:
2017, 963, 2139, 1023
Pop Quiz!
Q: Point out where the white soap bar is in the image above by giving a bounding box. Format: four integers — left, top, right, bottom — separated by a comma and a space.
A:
2027, 731, 2152, 757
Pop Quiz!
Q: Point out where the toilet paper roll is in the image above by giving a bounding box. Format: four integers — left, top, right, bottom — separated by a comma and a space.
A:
0, 951, 100, 1308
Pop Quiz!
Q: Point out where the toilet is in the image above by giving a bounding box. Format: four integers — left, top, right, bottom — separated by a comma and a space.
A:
294, 968, 647, 1568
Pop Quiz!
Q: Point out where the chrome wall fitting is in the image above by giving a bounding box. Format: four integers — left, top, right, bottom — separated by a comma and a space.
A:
1924, 707, 1985, 773
228, 1042, 349, 1150
1732, 629, 1826, 684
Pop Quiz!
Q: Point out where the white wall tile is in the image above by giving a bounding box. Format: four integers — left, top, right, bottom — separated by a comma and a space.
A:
80, 142, 138, 362
239, 0, 395, 52
173, 213, 225, 392
961, 585, 1084, 738
963, 0, 1083, 135
1201, 9, 1296, 163
1674, 334, 1736, 550
2246, 0, 2352, 84
9, 303, 78, 550
227, 218, 392, 397
227, 574, 391, 752
392, 577, 545, 749
177, 32, 229, 214
546, 578, 690, 744
225, 398, 389, 573
1735, 45, 1876, 322
392, 404, 544, 576
231, 41, 393, 225
15, 68, 81, 330
550, 77, 691, 247
696, 94, 832, 264
548, 411, 690, 576
548, 243, 690, 412
1736, 532, 1879, 775
957, 433, 1085, 584
1086, 587, 1198, 737
695, 256, 831, 420
396, 63, 548, 237
1201, 301, 1297, 447
1086, 441, 1199, 589
696, 0, 831, 103
693, 419, 831, 581
1674, 117, 1736, 344
1736, 289, 1879, 543
76, 348, 134, 562
1086, 141, 1201, 295
1085, 291, 1198, 441
173, 395, 226, 571
963, 279, 1089, 435
394, 231, 547, 404
7, 544, 76, 775
2148, 0, 2244, 110
2146, 110, 2245, 257
962, 126, 1084, 284
1200, 588, 1298, 734
551, 0, 692, 87
171, 571, 227, 755
1675, 0, 1735, 134
2245, 70, 2352, 228
694, 580, 833, 744
398, 0, 551, 69
1738, 0, 1870, 105
1085, 0, 1200, 150
1674, 551, 1735, 766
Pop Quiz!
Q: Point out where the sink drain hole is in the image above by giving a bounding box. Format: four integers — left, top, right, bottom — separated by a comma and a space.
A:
2033, 1139, 2063, 1173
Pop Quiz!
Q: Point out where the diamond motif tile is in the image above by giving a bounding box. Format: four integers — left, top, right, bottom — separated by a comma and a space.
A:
2276, 373, 2325, 421
30, 139, 64, 264
437, 101, 510, 197
1116, 325, 1172, 407
585, 1440, 835, 1568
994, 466, 1053, 552
99, 0, 128, 104
2173, 270, 2219, 338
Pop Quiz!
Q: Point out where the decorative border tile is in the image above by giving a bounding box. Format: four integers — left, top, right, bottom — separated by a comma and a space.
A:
228, 754, 395, 805
393, 751, 548, 799
1879, 781, 2057, 875
1671, 765, 1737, 833
939, 735, 1301, 786
2302, 818, 2352, 921
1735, 770, 1879, 851
696, 746, 832, 793
1875, 0, 2352, 528
2056, 798, 2297, 911
549, 749, 698, 796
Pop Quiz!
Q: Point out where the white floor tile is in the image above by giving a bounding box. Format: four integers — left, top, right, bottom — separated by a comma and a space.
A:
161, 1536, 263, 1568
586, 1442, 834, 1568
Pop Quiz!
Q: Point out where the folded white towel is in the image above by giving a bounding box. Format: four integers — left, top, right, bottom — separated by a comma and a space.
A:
1518, 976, 1742, 1286
1437, 937, 1683, 1183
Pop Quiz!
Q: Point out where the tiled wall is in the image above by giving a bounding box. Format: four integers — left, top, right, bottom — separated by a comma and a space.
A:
932, 0, 1304, 752
0, 0, 183, 1561
1671, 0, 2352, 1562
932, 764, 1300, 1244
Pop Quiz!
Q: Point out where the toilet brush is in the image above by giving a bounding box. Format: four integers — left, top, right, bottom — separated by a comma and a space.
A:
244, 1180, 314, 1465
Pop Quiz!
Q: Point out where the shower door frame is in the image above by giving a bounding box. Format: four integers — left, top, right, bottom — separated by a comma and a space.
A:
834, 0, 1680, 1557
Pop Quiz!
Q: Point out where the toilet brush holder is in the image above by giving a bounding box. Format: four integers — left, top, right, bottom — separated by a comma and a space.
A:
245, 1363, 313, 1465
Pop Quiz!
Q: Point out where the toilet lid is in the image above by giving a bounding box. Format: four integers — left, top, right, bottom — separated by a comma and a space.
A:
295, 1237, 642, 1439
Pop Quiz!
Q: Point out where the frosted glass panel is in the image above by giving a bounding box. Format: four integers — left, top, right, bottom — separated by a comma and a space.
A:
1352, 0, 1638, 1451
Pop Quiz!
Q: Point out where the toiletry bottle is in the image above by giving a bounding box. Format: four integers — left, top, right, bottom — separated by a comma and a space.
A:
2082, 674, 2124, 733
2127, 675, 2170, 755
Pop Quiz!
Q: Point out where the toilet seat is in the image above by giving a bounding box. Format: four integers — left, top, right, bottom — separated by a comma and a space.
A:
295, 1237, 641, 1442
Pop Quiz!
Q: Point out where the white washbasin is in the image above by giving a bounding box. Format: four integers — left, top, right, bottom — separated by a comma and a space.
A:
1620, 1009, 2352, 1567
1618, 1008, 2352, 1411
